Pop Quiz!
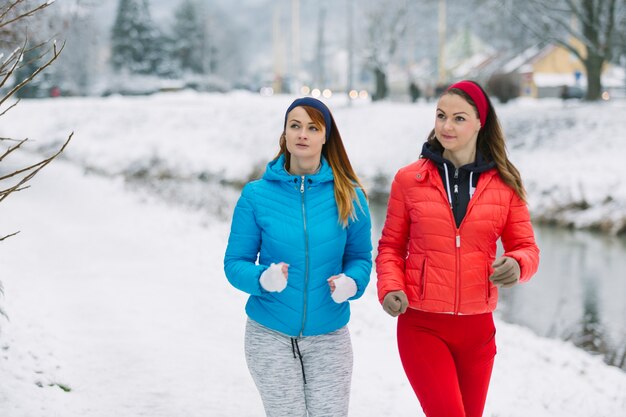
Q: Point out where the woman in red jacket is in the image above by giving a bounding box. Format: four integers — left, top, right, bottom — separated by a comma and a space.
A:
376, 80, 539, 417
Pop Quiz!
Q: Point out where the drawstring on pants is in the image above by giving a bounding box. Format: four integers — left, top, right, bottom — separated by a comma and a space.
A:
291, 338, 307, 384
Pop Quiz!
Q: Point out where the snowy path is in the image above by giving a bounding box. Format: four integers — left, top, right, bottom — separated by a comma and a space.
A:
1, 158, 625, 416
1, 158, 261, 416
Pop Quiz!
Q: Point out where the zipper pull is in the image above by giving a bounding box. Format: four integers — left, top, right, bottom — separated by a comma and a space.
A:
300, 176, 305, 193
456, 235, 461, 248
454, 184, 458, 194
454, 168, 459, 179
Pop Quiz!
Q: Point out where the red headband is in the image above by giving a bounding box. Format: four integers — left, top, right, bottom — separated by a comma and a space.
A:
447, 81, 488, 127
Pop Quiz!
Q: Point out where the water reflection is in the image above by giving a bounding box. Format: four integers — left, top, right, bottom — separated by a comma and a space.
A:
370, 200, 626, 371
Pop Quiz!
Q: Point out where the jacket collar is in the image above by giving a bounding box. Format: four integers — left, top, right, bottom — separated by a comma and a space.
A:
420, 141, 495, 174
415, 157, 498, 191
263, 154, 334, 184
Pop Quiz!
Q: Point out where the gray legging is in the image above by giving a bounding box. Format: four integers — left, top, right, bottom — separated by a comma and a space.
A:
244, 318, 353, 417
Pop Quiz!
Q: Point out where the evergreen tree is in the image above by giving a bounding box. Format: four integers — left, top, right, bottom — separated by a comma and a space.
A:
171, 0, 207, 74
110, 0, 160, 74
152, 31, 179, 78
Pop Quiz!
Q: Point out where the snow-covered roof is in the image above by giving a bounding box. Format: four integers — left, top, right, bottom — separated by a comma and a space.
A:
451, 51, 497, 78
501, 44, 549, 73
534, 72, 584, 87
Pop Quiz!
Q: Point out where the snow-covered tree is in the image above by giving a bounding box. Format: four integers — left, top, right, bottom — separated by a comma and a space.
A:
361, 0, 408, 100
52, 1, 100, 95
110, 0, 160, 75
204, 8, 243, 82
171, 0, 207, 74
615, 6, 626, 85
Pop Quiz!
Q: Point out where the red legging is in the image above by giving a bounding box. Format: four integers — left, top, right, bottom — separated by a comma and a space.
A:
397, 308, 497, 417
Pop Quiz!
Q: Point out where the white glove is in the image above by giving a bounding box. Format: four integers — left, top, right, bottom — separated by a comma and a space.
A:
259, 262, 288, 292
329, 274, 357, 303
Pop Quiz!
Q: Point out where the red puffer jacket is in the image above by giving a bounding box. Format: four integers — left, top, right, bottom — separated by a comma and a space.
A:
376, 158, 540, 314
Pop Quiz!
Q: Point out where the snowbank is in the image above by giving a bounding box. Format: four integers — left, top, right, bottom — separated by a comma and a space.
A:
1, 91, 625, 233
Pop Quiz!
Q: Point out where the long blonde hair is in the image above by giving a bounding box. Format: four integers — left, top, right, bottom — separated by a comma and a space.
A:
275, 106, 367, 226
427, 81, 527, 202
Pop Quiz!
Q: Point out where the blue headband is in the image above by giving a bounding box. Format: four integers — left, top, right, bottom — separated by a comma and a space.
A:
284, 97, 332, 140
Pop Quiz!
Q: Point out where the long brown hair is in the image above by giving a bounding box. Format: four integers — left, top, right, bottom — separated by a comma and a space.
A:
427, 81, 527, 202
275, 106, 367, 226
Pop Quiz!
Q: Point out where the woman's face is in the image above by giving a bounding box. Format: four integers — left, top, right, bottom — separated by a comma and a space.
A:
284, 106, 326, 163
434, 93, 481, 156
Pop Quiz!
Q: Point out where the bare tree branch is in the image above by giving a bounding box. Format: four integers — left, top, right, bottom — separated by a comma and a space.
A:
0, 231, 20, 241
0, 138, 27, 164
0, 0, 26, 24
523, 0, 594, 54
0, 184, 31, 198
1, 0, 70, 327
0, 98, 19, 117
0, 132, 73, 204
0, 45, 22, 74
0, 0, 53, 31
1, 37, 60, 88
0, 39, 66, 108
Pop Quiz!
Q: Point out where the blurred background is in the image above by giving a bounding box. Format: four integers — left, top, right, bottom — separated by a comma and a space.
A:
5, 0, 626, 102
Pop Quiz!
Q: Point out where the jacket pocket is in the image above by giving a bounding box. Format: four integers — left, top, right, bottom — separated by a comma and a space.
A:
419, 258, 428, 300
485, 264, 492, 304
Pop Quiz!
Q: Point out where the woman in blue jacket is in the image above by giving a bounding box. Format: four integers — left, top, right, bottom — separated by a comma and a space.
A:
224, 97, 372, 417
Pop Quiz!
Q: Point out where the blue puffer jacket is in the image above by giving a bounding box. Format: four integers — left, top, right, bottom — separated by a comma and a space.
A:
224, 155, 372, 336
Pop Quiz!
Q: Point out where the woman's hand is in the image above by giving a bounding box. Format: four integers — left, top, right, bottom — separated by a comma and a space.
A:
328, 274, 357, 303
259, 262, 289, 292
489, 256, 520, 288
382, 290, 409, 317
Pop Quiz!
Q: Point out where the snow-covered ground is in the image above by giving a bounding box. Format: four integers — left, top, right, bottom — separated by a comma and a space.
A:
1, 92, 626, 416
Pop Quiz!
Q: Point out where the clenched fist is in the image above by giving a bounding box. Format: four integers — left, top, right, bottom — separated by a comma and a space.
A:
489, 256, 520, 288
382, 290, 409, 317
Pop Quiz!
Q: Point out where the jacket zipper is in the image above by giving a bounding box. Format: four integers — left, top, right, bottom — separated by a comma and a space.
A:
435, 179, 463, 314
439, 167, 462, 313
435, 167, 462, 314
455, 170, 491, 310
428, 164, 496, 313
454, 233, 461, 313
299, 175, 309, 336
453, 168, 459, 214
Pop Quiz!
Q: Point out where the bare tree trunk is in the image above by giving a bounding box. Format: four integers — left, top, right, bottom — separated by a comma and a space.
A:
584, 53, 604, 100
373, 67, 388, 101
363, 0, 408, 102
